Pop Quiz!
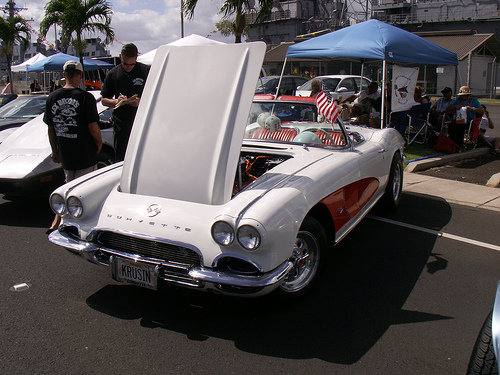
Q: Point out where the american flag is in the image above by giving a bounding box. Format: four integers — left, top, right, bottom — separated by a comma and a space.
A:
315, 91, 339, 124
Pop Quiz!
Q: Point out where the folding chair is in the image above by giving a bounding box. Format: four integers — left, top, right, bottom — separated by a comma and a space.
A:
405, 102, 432, 145
464, 117, 481, 150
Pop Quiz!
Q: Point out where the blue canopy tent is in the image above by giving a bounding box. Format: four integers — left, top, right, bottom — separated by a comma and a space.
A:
83, 56, 114, 69
283, 19, 458, 127
27, 52, 113, 72
27, 52, 113, 93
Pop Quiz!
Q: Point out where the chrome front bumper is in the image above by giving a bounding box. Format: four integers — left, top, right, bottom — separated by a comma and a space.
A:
48, 229, 293, 296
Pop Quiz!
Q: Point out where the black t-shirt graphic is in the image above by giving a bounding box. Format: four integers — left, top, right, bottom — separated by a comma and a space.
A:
44, 88, 99, 170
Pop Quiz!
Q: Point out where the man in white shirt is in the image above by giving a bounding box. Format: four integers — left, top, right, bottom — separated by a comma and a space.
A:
342, 81, 380, 115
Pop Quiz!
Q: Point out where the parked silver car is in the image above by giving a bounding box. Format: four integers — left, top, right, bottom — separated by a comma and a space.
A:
296, 75, 372, 101
255, 75, 308, 96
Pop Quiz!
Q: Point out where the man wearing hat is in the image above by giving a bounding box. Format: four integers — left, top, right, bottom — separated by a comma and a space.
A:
447, 86, 484, 148
44, 60, 102, 233
429, 86, 454, 130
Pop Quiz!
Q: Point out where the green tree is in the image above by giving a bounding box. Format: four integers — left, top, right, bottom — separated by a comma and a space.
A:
0, 16, 30, 94
40, 0, 114, 72
183, 0, 273, 43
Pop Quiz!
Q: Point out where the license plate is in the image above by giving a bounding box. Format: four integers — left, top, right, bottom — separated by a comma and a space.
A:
115, 258, 157, 290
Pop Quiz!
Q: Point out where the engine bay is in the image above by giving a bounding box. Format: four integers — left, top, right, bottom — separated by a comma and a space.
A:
232, 152, 291, 196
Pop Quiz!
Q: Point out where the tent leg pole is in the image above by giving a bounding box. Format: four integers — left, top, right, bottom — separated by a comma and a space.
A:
381, 60, 386, 129
275, 57, 287, 98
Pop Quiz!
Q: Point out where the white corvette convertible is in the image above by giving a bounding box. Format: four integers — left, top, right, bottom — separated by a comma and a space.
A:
48, 41, 405, 297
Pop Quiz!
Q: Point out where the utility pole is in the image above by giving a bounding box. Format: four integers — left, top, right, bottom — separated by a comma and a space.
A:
2, 0, 25, 19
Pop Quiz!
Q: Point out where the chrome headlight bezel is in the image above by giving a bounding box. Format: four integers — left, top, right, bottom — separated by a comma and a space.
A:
66, 196, 83, 218
211, 221, 235, 246
49, 193, 66, 215
237, 225, 261, 251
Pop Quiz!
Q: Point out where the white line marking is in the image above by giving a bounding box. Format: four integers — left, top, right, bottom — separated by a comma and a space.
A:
368, 215, 500, 252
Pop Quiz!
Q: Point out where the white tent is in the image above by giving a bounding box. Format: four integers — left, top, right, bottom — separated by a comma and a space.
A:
137, 34, 224, 65
11, 53, 47, 72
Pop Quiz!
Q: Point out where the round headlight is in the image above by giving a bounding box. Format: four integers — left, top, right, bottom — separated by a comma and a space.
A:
50, 193, 66, 215
67, 196, 83, 218
211, 221, 234, 246
237, 225, 261, 250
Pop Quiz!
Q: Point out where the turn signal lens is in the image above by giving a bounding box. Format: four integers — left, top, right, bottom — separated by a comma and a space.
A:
50, 193, 65, 215
211, 221, 234, 246
67, 196, 83, 218
237, 225, 261, 250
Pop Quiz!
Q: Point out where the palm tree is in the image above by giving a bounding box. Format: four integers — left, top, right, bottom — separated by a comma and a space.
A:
0, 16, 30, 94
183, 0, 273, 43
40, 0, 114, 71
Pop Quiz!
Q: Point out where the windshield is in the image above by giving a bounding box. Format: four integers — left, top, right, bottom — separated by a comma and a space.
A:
255, 77, 279, 93
0, 96, 47, 118
244, 100, 348, 147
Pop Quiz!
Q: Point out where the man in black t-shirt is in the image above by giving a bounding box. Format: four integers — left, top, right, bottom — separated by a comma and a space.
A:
101, 43, 150, 161
44, 60, 102, 232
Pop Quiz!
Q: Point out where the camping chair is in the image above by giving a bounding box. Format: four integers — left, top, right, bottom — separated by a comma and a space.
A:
405, 102, 432, 145
464, 117, 481, 150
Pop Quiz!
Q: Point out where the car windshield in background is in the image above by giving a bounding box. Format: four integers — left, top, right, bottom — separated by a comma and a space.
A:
244, 100, 347, 147
321, 78, 342, 91
298, 78, 341, 92
255, 77, 279, 93
0, 96, 47, 118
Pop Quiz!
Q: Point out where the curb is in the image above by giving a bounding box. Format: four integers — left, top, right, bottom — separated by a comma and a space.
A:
405, 147, 489, 173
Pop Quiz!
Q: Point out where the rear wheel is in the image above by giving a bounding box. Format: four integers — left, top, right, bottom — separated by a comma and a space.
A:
279, 217, 327, 297
382, 152, 403, 210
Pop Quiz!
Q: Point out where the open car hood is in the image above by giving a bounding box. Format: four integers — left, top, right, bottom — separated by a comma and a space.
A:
120, 40, 266, 205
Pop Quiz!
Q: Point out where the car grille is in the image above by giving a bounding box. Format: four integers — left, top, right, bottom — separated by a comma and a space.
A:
96, 231, 201, 266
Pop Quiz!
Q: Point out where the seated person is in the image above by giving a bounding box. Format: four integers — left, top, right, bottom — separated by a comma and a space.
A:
429, 87, 453, 131
478, 105, 499, 155
348, 104, 369, 126
341, 81, 380, 115
447, 86, 484, 149
368, 96, 382, 128
309, 79, 322, 98
414, 86, 429, 104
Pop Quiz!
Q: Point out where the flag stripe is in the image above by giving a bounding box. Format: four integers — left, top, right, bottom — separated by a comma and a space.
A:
315, 91, 339, 124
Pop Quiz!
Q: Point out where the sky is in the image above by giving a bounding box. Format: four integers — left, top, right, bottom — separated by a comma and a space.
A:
15, 0, 235, 57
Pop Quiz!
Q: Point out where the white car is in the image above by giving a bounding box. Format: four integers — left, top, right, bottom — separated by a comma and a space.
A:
296, 75, 372, 101
47, 41, 404, 297
0, 92, 114, 197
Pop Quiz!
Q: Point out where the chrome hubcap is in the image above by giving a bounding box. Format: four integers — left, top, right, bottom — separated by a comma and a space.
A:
280, 230, 319, 293
392, 163, 402, 201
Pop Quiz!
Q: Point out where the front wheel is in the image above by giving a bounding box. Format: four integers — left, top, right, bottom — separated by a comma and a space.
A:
466, 311, 498, 375
382, 152, 403, 211
278, 217, 327, 297
96, 150, 114, 169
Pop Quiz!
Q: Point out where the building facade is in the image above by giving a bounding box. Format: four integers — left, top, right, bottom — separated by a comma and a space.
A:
371, 0, 500, 37
246, 0, 349, 46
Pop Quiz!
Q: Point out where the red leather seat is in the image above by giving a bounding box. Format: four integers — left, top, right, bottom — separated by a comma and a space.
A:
250, 128, 298, 142
314, 130, 345, 146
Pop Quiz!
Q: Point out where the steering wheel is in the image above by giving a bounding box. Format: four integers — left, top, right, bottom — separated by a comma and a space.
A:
303, 127, 336, 145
